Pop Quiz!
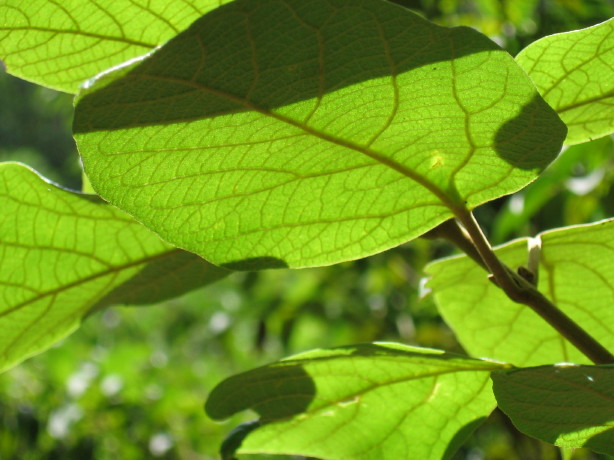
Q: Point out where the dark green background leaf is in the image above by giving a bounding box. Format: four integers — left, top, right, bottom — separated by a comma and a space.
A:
493, 364, 614, 455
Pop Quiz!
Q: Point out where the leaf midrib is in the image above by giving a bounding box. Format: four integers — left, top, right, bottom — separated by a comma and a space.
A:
215, 360, 503, 420
0, 26, 154, 49
91, 72, 464, 214
0, 248, 182, 318
556, 88, 614, 116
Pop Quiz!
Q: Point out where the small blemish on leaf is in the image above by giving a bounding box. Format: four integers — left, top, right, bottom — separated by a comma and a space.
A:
337, 395, 360, 407
430, 150, 444, 169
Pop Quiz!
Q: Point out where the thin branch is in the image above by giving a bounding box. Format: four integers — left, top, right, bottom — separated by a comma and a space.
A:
449, 208, 614, 365
422, 218, 486, 269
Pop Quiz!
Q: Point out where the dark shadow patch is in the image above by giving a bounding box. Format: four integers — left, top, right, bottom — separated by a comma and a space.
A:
583, 426, 614, 456
221, 256, 289, 271
494, 93, 566, 170
74, 0, 500, 133
206, 362, 315, 421
88, 250, 229, 314
343, 342, 476, 361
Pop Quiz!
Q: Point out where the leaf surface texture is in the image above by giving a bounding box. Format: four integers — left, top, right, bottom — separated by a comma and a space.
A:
426, 219, 614, 366
0, 163, 226, 373
74, 0, 566, 269
493, 364, 614, 455
516, 18, 614, 144
206, 343, 505, 460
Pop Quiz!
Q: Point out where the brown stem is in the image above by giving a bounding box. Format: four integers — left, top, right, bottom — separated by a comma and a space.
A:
422, 218, 486, 269
450, 208, 614, 365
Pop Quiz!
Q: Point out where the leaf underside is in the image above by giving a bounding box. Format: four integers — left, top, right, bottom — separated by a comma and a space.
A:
206, 343, 506, 460
426, 219, 614, 366
0, 0, 232, 93
0, 162, 226, 373
516, 18, 614, 145
493, 364, 614, 455
74, 0, 566, 270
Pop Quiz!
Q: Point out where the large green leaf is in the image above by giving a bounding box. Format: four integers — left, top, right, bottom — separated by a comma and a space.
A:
493, 364, 614, 455
206, 343, 506, 460
426, 219, 614, 366
73, 0, 566, 270
0, 0, 231, 93
0, 162, 227, 373
516, 18, 614, 145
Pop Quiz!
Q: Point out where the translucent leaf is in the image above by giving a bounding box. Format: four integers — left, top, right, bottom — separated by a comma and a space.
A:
89, 249, 228, 312
206, 343, 506, 460
0, 0, 231, 93
73, 0, 566, 269
0, 162, 226, 373
516, 18, 614, 145
493, 364, 614, 455
426, 219, 614, 366
490, 136, 614, 244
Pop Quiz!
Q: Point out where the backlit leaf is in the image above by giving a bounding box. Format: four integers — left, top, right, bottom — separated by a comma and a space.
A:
426, 219, 614, 366
493, 364, 614, 455
516, 18, 614, 145
73, 0, 566, 269
206, 343, 506, 460
0, 0, 231, 93
0, 162, 226, 373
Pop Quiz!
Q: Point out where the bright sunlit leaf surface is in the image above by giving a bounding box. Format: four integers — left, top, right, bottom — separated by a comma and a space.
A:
493, 364, 614, 455
206, 343, 506, 460
0, 162, 226, 373
0, 0, 231, 93
516, 18, 614, 145
74, 0, 566, 270
426, 219, 614, 366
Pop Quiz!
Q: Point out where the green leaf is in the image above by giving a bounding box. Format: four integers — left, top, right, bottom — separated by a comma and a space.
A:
490, 136, 614, 244
89, 249, 228, 312
0, 0, 231, 93
516, 18, 614, 145
492, 364, 614, 455
73, 0, 566, 270
206, 342, 507, 460
0, 162, 226, 373
426, 219, 614, 366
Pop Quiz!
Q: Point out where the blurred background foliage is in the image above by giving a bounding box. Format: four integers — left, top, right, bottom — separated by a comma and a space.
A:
1, 0, 613, 459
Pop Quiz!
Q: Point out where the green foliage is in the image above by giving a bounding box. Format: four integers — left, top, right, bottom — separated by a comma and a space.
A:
493, 364, 614, 455
0, 162, 226, 373
0, 0, 231, 93
490, 136, 614, 244
207, 343, 505, 459
72, 0, 565, 270
1, 0, 614, 458
515, 18, 614, 145
426, 219, 614, 366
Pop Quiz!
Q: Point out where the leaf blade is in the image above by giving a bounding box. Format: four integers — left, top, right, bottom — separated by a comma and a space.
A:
0, 162, 226, 373
74, 0, 565, 269
0, 0, 231, 92
206, 343, 507, 460
516, 18, 614, 145
426, 219, 614, 366
493, 364, 614, 455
